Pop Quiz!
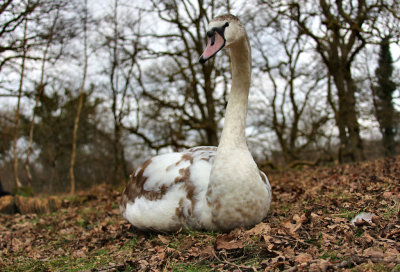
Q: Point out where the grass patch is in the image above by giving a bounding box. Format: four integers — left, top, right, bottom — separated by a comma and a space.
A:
382, 206, 397, 221
319, 250, 340, 261
359, 263, 388, 272
305, 233, 322, 248
333, 209, 358, 220
169, 262, 213, 272
1, 259, 47, 272
354, 228, 365, 237
121, 237, 138, 251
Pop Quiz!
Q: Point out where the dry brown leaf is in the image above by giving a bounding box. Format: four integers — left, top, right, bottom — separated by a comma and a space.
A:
293, 213, 308, 224
282, 218, 301, 237
55, 248, 65, 255
199, 245, 214, 258
72, 247, 88, 258
321, 232, 335, 246
247, 222, 271, 235
179, 236, 195, 250
361, 231, 375, 244
295, 253, 312, 264
11, 237, 23, 252
309, 259, 330, 272
138, 259, 149, 270
363, 247, 384, 259
215, 234, 244, 250
157, 234, 169, 244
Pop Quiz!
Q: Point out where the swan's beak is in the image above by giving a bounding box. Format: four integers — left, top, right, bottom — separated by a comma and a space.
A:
199, 31, 226, 63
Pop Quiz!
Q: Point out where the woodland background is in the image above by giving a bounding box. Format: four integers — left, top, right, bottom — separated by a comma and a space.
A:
0, 0, 399, 194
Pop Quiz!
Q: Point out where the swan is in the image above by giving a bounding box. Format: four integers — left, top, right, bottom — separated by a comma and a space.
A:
120, 14, 272, 232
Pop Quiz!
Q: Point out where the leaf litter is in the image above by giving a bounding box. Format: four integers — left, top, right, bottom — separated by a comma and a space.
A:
0, 156, 399, 271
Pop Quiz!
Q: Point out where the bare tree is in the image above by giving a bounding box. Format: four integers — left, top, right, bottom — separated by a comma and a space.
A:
126, 0, 232, 152
25, 2, 62, 187
69, 0, 89, 194
259, 0, 400, 162
248, 8, 329, 164
0, 0, 41, 72
373, 36, 398, 157
12, 0, 31, 189
98, 0, 143, 181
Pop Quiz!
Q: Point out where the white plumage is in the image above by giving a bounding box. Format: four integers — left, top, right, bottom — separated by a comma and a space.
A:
120, 14, 272, 232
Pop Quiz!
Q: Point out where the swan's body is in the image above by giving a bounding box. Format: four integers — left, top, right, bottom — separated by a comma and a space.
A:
120, 14, 272, 232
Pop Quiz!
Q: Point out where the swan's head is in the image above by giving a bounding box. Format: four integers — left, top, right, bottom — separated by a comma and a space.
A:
199, 14, 246, 63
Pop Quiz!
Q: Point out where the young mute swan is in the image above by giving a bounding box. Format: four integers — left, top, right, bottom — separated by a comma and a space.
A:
120, 14, 272, 232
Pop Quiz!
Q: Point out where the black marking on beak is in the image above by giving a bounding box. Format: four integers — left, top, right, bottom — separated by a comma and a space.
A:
211, 34, 216, 45
199, 56, 207, 63
207, 22, 230, 44
199, 22, 230, 64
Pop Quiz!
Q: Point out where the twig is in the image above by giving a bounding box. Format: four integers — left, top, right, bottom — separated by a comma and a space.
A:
212, 250, 258, 272
272, 235, 310, 247
79, 263, 125, 272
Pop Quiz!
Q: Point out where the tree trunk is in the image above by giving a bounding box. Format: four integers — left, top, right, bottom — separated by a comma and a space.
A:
25, 7, 60, 188
344, 74, 364, 161
204, 74, 218, 146
69, 0, 88, 195
331, 65, 365, 163
113, 122, 122, 181
13, 4, 29, 189
373, 37, 398, 157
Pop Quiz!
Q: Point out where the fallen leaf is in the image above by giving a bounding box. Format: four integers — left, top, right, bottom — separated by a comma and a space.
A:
247, 222, 271, 235
282, 218, 302, 237
72, 247, 88, 258
199, 245, 214, 258
293, 213, 309, 224
215, 234, 244, 250
295, 253, 312, 264
363, 247, 384, 259
11, 237, 23, 252
157, 234, 169, 244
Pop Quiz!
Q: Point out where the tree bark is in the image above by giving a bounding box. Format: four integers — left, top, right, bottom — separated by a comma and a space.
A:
330, 63, 365, 162
25, 6, 60, 188
69, 0, 88, 195
289, 0, 367, 162
13, 2, 30, 189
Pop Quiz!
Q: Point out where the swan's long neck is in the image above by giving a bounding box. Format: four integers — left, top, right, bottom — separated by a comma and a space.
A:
205, 36, 269, 230
218, 37, 251, 150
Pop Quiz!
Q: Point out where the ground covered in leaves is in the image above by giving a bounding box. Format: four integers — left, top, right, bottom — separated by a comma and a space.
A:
1, 156, 399, 271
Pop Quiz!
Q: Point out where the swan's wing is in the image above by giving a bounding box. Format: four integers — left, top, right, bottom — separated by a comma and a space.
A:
259, 170, 271, 192
120, 147, 216, 231
259, 170, 272, 212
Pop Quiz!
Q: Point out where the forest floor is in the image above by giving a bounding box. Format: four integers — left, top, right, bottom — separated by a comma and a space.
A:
0, 156, 399, 272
